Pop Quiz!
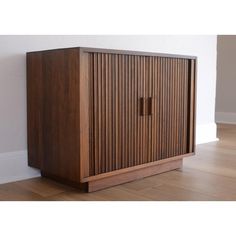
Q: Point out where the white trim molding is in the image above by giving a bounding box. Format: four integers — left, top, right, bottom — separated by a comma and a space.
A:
0, 150, 40, 184
215, 112, 236, 124
196, 123, 218, 145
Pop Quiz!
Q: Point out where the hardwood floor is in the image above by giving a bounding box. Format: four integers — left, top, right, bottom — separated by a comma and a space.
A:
1, 123, 236, 201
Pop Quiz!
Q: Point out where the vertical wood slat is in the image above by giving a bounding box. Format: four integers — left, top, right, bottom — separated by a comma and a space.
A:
152, 57, 156, 161
121, 55, 125, 168
171, 59, 176, 157
115, 55, 119, 170
117, 55, 121, 169
159, 57, 163, 159
149, 57, 156, 161
128, 55, 132, 167
89, 53, 94, 175
135, 56, 139, 166
97, 53, 102, 173
125, 55, 129, 167
162, 57, 167, 159
139, 56, 143, 165
105, 54, 109, 172
131, 56, 135, 167
183, 59, 188, 153
107, 54, 112, 171
137, 56, 141, 165
157, 57, 161, 161
179, 58, 182, 155
169, 58, 173, 157
93, 53, 98, 175
101, 53, 105, 173
166, 58, 170, 158
109, 55, 116, 170
111, 54, 115, 170
156, 57, 160, 161
177, 58, 181, 155
143, 57, 146, 162
143, 56, 147, 164
164, 57, 168, 158
147, 57, 152, 163
172, 58, 177, 156
120, 55, 125, 168
145, 57, 148, 163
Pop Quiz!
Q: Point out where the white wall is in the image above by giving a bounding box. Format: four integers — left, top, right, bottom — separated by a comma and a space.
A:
0, 35, 217, 183
216, 35, 236, 124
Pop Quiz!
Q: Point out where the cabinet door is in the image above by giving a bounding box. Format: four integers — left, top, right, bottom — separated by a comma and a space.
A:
89, 53, 150, 176
147, 57, 195, 162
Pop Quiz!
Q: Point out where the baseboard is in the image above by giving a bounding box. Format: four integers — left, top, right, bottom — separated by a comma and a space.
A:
215, 112, 236, 124
196, 123, 218, 144
0, 150, 40, 184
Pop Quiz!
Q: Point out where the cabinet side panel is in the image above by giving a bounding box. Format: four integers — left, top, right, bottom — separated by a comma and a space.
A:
41, 49, 80, 182
27, 52, 43, 169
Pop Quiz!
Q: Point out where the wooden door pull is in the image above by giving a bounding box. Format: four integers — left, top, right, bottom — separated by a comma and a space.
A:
139, 97, 145, 116
148, 97, 153, 115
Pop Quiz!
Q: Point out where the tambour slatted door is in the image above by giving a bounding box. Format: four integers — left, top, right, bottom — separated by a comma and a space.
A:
147, 57, 193, 163
88, 53, 195, 176
89, 52, 149, 176
89, 53, 195, 175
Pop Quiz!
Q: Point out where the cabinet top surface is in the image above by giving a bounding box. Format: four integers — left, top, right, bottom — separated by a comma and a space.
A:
27, 47, 197, 60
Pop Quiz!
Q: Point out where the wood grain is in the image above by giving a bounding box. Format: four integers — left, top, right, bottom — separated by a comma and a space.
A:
27, 52, 43, 168
27, 49, 81, 182
27, 47, 196, 191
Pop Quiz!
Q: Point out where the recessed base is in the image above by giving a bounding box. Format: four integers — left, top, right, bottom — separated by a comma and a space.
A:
87, 159, 183, 192
40, 157, 186, 193
41, 171, 88, 192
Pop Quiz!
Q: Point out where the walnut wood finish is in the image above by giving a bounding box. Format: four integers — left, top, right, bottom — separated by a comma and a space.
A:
27, 52, 43, 168
27, 48, 81, 182
27, 47, 196, 192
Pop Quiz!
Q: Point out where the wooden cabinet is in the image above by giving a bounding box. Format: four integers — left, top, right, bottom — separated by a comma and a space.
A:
27, 47, 197, 192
